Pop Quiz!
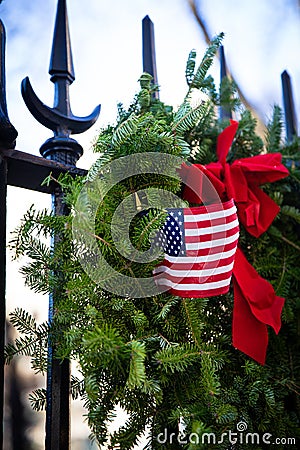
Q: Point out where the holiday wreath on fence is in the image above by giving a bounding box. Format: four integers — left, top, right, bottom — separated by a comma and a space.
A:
6, 35, 300, 449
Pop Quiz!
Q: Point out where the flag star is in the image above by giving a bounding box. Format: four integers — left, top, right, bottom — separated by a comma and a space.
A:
178, 211, 182, 216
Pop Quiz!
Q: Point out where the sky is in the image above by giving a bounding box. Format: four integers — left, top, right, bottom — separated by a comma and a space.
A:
1, 0, 299, 164
1, 0, 300, 447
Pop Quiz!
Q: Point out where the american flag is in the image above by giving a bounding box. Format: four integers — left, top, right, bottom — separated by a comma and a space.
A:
153, 199, 239, 298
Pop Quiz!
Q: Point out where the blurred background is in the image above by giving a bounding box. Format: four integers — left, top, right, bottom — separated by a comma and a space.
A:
1, 0, 299, 448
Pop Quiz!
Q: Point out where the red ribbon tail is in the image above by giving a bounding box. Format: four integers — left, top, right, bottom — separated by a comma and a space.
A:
232, 279, 268, 364
232, 248, 285, 365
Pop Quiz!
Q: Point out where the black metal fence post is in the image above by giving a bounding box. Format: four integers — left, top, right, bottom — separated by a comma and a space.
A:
219, 46, 232, 120
281, 70, 298, 142
0, 17, 18, 450
20, 1, 100, 448
0, 154, 7, 450
46, 189, 71, 450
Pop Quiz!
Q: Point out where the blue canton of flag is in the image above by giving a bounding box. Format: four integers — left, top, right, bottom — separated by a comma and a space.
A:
154, 209, 186, 257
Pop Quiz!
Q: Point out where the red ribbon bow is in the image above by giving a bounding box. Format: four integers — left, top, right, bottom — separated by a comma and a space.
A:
180, 120, 289, 364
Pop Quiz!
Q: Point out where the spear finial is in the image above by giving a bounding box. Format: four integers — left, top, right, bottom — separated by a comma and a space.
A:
21, 0, 100, 165
281, 70, 298, 142
142, 15, 159, 99
49, 0, 75, 84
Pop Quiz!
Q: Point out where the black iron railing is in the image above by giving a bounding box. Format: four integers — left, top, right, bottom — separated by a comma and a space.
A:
0, 1, 298, 449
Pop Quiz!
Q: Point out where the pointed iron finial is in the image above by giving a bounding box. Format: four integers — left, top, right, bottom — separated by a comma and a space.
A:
21, 0, 100, 165
0, 19, 18, 148
281, 70, 298, 142
49, 0, 75, 84
142, 15, 159, 99
219, 46, 232, 121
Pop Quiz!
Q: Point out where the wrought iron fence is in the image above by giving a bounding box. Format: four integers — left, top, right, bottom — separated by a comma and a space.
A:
0, 1, 298, 449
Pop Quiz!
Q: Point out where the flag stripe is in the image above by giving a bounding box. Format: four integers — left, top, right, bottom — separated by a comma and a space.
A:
185, 218, 239, 236
186, 225, 239, 243
184, 203, 236, 221
162, 245, 238, 263
157, 285, 230, 298
154, 261, 234, 278
155, 253, 237, 271
155, 272, 232, 287
184, 213, 238, 228
155, 277, 231, 290
186, 231, 239, 251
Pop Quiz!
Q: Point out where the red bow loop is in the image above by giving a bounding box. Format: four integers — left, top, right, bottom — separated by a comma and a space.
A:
179, 120, 289, 364
181, 120, 289, 237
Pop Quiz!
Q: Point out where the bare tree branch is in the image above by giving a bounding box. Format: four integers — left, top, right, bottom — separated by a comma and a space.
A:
187, 0, 266, 137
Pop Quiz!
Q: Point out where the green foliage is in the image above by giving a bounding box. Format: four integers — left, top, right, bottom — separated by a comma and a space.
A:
186, 33, 224, 95
29, 388, 47, 412
6, 36, 300, 449
5, 308, 48, 374
185, 49, 197, 86
265, 104, 283, 152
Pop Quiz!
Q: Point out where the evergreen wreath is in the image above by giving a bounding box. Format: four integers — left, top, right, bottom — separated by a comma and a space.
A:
6, 34, 300, 449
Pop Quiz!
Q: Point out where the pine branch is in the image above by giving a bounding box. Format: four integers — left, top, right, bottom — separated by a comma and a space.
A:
188, 32, 224, 95
29, 388, 47, 412
9, 308, 38, 335
6, 36, 300, 447
172, 100, 212, 136
111, 115, 140, 149
280, 205, 300, 223
185, 49, 197, 86
265, 105, 283, 152
182, 299, 206, 348
126, 341, 146, 389
5, 335, 43, 364
155, 343, 201, 374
